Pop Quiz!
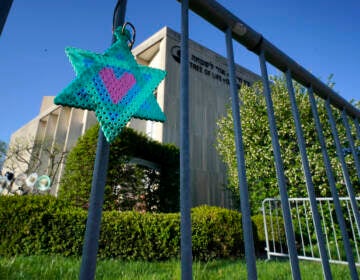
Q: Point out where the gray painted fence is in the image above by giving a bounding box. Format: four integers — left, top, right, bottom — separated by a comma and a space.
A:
179, 0, 360, 279
262, 197, 360, 266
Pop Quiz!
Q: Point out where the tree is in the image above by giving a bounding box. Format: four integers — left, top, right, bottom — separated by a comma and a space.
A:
216, 75, 360, 213
3, 137, 67, 187
0, 140, 7, 172
59, 125, 180, 213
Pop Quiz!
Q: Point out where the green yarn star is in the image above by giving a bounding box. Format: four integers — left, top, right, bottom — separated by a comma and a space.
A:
64, 47, 165, 122
54, 28, 166, 143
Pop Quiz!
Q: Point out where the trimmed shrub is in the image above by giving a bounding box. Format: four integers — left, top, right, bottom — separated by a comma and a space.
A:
252, 214, 285, 244
0, 196, 85, 256
251, 214, 286, 256
191, 205, 244, 260
99, 211, 180, 260
0, 196, 276, 260
59, 125, 179, 213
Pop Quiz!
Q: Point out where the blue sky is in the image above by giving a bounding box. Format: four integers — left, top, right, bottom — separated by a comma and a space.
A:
0, 0, 359, 143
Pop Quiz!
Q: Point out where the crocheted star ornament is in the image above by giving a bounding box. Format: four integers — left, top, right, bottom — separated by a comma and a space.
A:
54, 27, 166, 143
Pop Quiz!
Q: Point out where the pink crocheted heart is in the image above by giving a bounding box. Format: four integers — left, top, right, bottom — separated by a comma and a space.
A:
99, 68, 136, 104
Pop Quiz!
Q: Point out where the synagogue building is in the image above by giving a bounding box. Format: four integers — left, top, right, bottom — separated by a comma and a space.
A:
4, 27, 259, 207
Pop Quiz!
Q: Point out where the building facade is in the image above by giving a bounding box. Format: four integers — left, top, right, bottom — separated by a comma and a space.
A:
3, 96, 97, 195
4, 27, 259, 207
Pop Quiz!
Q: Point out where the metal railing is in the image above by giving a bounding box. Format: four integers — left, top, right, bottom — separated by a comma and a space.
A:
262, 197, 360, 266
179, 0, 360, 279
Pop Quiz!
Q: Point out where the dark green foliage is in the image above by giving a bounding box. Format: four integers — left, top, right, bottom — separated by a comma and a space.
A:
216, 75, 360, 213
58, 125, 98, 209
252, 214, 285, 244
0, 140, 6, 171
99, 211, 180, 260
0, 196, 273, 260
191, 206, 244, 260
0, 195, 84, 256
59, 125, 179, 213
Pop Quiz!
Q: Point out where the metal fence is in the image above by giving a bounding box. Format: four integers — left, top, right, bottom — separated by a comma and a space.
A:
262, 197, 360, 266
179, 0, 360, 279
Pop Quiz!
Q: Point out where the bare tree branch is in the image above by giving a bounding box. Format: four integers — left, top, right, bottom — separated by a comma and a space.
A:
3, 136, 68, 189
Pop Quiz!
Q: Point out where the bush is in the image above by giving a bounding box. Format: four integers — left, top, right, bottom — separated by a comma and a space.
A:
0, 196, 276, 260
0, 196, 85, 256
216, 76, 360, 212
99, 211, 180, 260
59, 125, 179, 213
252, 214, 285, 244
191, 205, 244, 260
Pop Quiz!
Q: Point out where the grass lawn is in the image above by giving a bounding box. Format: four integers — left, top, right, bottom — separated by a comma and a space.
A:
0, 255, 357, 279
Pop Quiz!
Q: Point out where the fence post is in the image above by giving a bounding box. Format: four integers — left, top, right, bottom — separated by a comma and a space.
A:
225, 27, 257, 280
308, 87, 358, 280
262, 199, 271, 260
180, 0, 193, 279
285, 70, 332, 279
79, 1, 126, 279
259, 49, 301, 280
354, 118, 360, 141
325, 99, 360, 235
0, 0, 13, 35
341, 110, 360, 181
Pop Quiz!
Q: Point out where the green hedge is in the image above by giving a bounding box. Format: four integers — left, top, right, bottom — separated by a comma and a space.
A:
252, 214, 285, 243
0, 196, 85, 256
191, 206, 244, 260
59, 125, 180, 213
0, 196, 279, 260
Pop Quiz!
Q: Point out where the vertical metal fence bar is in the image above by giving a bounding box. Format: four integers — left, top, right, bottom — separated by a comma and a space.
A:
296, 200, 306, 256
285, 70, 332, 279
225, 27, 257, 280
180, 0, 192, 279
262, 200, 271, 259
355, 118, 360, 165
342, 110, 360, 180
304, 202, 314, 258
357, 212, 360, 234
327, 200, 340, 260
79, 132, 110, 280
319, 201, 331, 259
354, 118, 360, 142
259, 49, 301, 280
308, 87, 358, 279
275, 202, 284, 253
79, 1, 126, 279
269, 201, 276, 253
325, 99, 360, 235
346, 200, 360, 262
0, 0, 13, 35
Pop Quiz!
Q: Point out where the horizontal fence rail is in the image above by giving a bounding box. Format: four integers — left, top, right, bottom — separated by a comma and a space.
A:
180, 0, 360, 119
179, 0, 360, 279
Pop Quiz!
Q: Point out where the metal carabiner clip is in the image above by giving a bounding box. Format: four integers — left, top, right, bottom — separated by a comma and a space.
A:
121, 22, 136, 49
